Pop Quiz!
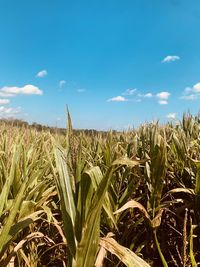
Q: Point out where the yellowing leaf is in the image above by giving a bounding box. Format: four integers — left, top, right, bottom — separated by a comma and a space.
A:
100, 237, 150, 267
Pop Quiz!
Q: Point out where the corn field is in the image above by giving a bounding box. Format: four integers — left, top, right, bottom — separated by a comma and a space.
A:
0, 112, 200, 267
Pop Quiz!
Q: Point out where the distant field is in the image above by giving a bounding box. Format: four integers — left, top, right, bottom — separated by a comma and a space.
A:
0, 113, 200, 267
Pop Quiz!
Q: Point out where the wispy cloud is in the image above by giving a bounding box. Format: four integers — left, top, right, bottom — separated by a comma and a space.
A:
193, 82, 200, 92
0, 99, 10, 105
122, 88, 137, 95
117, 88, 153, 102
77, 88, 86, 93
0, 92, 15, 97
156, 91, 170, 104
136, 92, 153, 102
162, 55, 180, 63
109, 89, 170, 105
138, 92, 153, 98
156, 91, 170, 99
0, 85, 43, 96
166, 113, 176, 119
158, 100, 168, 105
36, 70, 47, 78
181, 82, 200, 101
184, 87, 193, 93
0, 106, 21, 118
59, 80, 66, 88
107, 96, 127, 102
181, 94, 198, 101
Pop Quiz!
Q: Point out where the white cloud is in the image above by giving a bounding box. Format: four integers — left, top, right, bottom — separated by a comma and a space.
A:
0, 85, 43, 96
0, 92, 15, 97
184, 87, 193, 93
77, 88, 86, 93
144, 93, 153, 98
0, 99, 10, 105
181, 82, 200, 100
122, 88, 152, 101
137, 92, 153, 98
162, 55, 180, 63
122, 88, 137, 95
107, 96, 127, 102
158, 100, 168, 105
193, 82, 200, 92
0, 106, 21, 118
156, 91, 170, 100
166, 113, 176, 119
36, 70, 47, 78
181, 94, 198, 101
59, 80, 66, 88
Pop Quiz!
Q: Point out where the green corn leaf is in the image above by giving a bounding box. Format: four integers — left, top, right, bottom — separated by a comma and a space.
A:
0, 181, 26, 254
76, 171, 94, 242
154, 230, 168, 267
53, 144, 76, 257
74, 168, 113, 267
0, 144, 21, 216
189, 218, 197, 267
85, 166, 117, 229
9, 210, 44, 237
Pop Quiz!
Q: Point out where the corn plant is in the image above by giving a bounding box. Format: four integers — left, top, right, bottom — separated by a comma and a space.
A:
52, 112, 150, 267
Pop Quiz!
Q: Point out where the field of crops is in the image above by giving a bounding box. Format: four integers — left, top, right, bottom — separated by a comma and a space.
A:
0, 112, 200, 267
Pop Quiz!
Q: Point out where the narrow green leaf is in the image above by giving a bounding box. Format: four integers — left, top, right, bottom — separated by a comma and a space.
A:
74, 168, 113, 267
189, 218, 197, 267
154, 230, 168, 267
53, 145, 76, 257
0, 182, 26, 254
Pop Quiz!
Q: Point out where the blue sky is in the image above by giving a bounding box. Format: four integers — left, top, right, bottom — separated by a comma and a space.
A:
0, 0, 200, 129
